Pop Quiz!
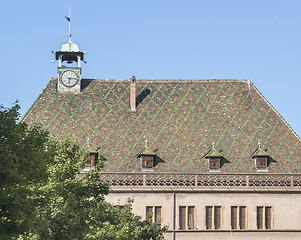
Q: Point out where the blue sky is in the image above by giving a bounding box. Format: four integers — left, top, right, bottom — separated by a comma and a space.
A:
0, 1, 300, 137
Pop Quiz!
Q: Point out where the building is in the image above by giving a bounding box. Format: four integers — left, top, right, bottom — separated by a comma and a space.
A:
22, 35, 301, 239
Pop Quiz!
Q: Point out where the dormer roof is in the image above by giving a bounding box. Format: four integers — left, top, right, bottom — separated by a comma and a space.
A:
204, 149, 223, 158
251, 149, 270, 158
136, 148, 156, 158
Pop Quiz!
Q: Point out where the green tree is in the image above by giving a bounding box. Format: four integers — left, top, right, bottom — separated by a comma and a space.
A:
0, 104, 166, 239
88, 200, 166, 240
26, 140, 166, 239
0, 103, 50, 239
27, 139, 109, 239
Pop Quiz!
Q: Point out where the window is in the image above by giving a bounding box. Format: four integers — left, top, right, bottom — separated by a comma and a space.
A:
257, 206, 272, 229
204, 146, 224, 172
256, 157, 268, 171
85, 152, 98, 167
206, 206, 221, 229
136, 147, 157, 171
231, 206, 246, 229
146, 206, 162, 224
141, 156, 154, 170
119, 205, 125, 213
209, 158, 220, 170
179, 206, 194, 230
251, 146, 270, 172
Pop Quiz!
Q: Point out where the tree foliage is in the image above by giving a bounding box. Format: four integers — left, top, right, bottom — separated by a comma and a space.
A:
0, 103, 50, 239
0, 104, 166, 239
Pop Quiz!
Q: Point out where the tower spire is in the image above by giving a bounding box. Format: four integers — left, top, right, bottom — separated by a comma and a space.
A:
68, 7, 71, 37
53, 8, 87, 94
68, 7, 71, 39
65, 7, 71, 40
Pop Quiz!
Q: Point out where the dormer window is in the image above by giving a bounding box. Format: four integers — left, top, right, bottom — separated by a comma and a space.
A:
204, 143, 223, 172
209, 158, 220, 170
85, 152, 98, 168
141, 156, 154, 169
256, 157, 267, 170
251, 142, 270, 172
136, 143, 156, 171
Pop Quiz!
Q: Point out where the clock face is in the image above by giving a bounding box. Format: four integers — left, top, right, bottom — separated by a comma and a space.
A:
60, 70, 79, 87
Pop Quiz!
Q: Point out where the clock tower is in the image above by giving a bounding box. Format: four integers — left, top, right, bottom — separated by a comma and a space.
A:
53, 34, 86, 94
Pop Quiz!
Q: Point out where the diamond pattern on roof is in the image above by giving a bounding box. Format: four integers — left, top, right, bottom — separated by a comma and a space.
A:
22, 78, 301, 173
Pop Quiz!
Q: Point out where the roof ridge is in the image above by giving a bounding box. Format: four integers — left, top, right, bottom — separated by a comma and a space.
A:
82, 79, 250, 83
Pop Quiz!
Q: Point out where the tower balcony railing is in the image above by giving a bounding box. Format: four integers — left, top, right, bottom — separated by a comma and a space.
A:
93, 172, 301, 190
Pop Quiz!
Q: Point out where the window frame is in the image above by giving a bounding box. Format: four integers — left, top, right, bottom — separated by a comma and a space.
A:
255, 157, 268, 172
206, 206, 222, 230
257, 206, 272, 230
231, 206, 247, 230
146, 206, 162, 224
179, 206, 195, 230
209, 158, 220, 169
141, 155, 154, 171
85, 152, 98, 167
208, 158, 221, 172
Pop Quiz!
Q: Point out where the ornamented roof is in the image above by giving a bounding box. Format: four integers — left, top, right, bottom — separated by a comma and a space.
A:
251, 149, 270, 158
204, 149, 223, 158
53, 37, 86, 62
22, 78, 301, 173
136, 148, 156, 157
60, 37, 80, 52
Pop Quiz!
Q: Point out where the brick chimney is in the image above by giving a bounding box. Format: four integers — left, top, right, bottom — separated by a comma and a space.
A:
130, 75, 137, 112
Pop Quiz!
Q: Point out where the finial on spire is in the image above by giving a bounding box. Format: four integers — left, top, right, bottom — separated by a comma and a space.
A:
87, 137, 90, 148
258, 141, 261, 150
212, 142, 215, 150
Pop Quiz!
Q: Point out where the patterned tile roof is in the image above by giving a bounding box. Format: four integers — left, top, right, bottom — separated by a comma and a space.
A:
22, 78, 301, 173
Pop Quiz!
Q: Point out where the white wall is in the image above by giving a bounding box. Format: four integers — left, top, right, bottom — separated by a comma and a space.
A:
106, 191, 301, 239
